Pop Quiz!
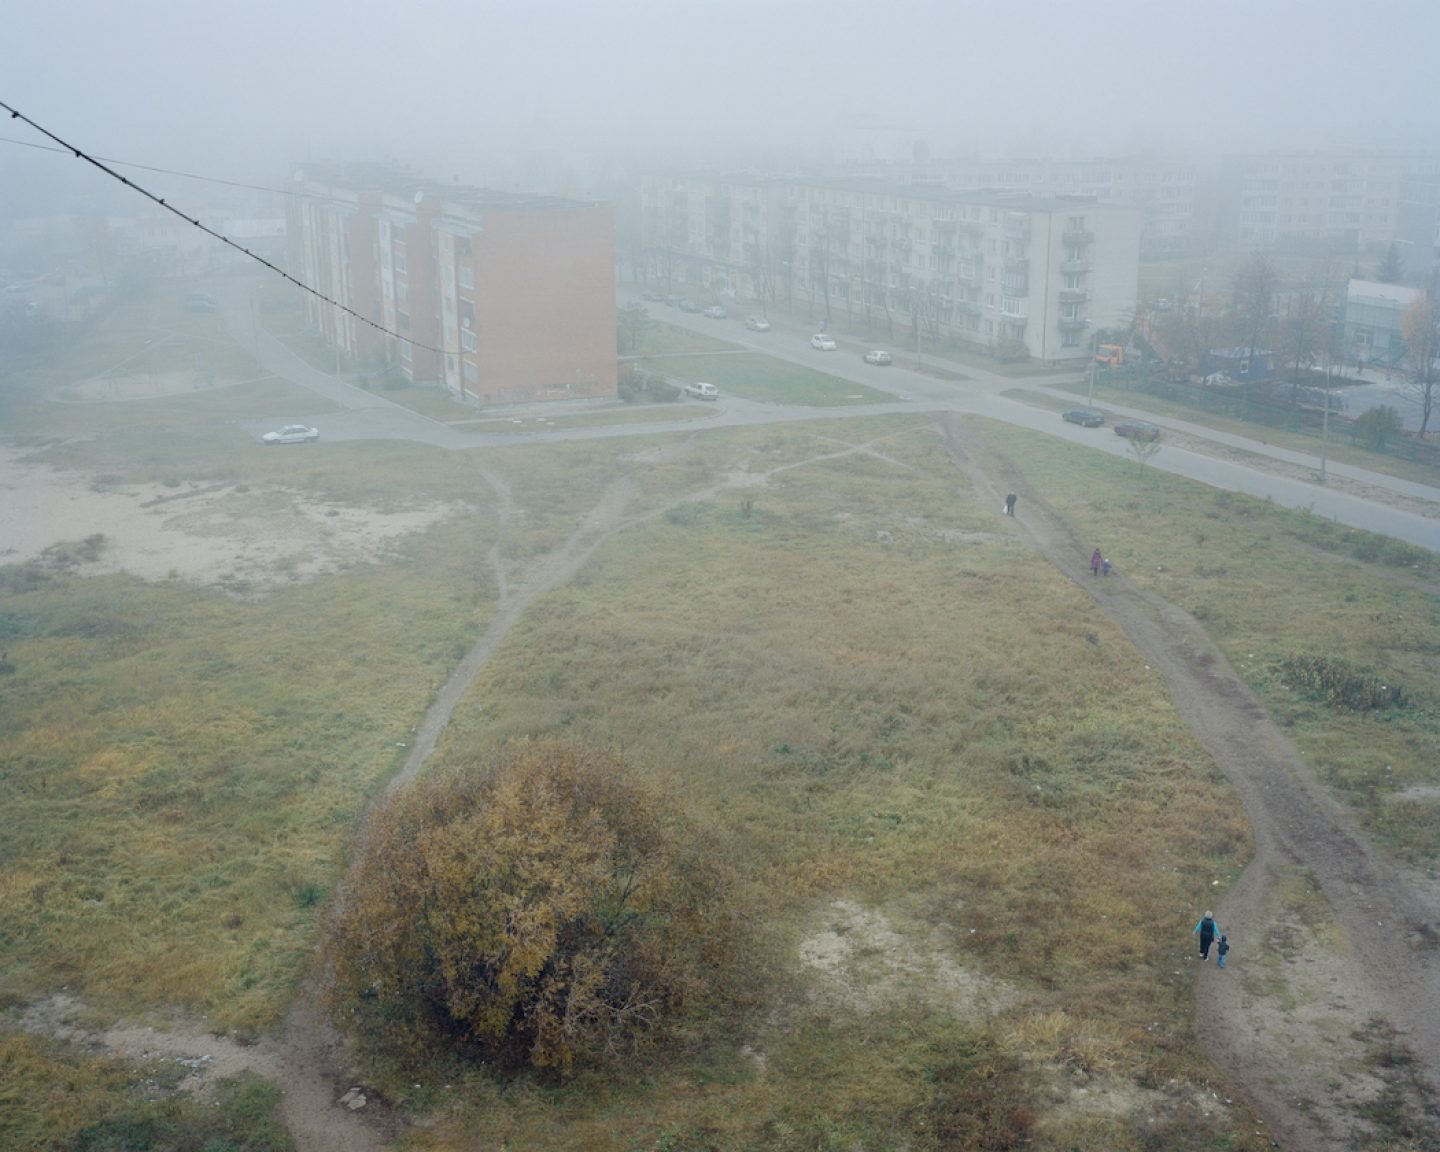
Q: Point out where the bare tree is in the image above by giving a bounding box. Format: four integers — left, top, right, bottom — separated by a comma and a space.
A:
1401, 292, 1439, 438
1281, 282, 1332, 402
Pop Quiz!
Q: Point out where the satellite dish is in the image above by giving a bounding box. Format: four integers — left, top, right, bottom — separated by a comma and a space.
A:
414, 190, 424, 205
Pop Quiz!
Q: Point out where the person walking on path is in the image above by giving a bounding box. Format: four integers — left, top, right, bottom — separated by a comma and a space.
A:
1101, 556, 1112, 577
1217, 934, 1229, 969
1194, 911, 1220, 961
1004, 492, 1017, 517
1091, 548, 1103, 576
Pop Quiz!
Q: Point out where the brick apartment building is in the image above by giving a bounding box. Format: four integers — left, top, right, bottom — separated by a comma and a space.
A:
288, 164, 617, 405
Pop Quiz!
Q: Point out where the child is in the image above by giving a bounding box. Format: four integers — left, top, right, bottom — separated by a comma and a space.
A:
1101, 557, 1112, 576
1217, 935, 1229, 969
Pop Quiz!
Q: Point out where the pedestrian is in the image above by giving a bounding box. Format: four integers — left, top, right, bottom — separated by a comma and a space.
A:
1194, 911, 1219, 961
1004, 492, 1017, 517
1217, 934, 1229, 969
1101, 556, 1112, 576
1091, 548, 1102, 576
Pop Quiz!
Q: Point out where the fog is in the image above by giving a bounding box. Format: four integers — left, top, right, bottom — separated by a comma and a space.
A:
5, 0, 1440, 198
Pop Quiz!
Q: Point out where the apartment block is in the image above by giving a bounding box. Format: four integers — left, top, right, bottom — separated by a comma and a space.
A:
288, 164, 617, 405
945, 157, 1199, 253
1219, 151, 1440, 252
640, 173, 1140, 363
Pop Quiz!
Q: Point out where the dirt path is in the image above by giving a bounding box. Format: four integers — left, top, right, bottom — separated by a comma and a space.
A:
941, 416, 1440, 1150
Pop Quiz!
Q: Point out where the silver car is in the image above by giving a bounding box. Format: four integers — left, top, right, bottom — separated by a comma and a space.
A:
262, 424, 320, 445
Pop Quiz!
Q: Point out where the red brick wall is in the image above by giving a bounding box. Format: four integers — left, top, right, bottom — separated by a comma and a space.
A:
466, 206, 617, 403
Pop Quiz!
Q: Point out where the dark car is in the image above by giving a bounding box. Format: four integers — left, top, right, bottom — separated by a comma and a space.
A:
1114, 419, 1160, 441
1062, 407, 1105, 428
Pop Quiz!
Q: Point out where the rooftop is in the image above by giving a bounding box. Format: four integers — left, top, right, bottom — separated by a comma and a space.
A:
293, 163, 603, 213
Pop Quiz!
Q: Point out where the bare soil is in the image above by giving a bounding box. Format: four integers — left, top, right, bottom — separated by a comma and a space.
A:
0, 445, 465, 595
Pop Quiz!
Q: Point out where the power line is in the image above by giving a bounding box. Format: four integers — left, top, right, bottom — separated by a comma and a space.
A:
0, 102, 457, 358
0, 133, 318, 199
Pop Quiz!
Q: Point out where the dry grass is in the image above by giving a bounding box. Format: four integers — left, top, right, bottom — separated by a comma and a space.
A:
980, 417, 1440, 865
6, 297, 1385, 1147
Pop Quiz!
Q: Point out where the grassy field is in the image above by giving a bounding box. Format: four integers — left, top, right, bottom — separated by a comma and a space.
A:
982, 418, 1440, 863
5, 288, 1436, 1149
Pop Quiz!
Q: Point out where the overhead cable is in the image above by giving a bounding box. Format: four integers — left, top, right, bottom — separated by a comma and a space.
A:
0, 101, 455, 358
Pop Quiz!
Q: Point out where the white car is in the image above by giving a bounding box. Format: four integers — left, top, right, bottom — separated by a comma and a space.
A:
810, 334, 837, 351
864, 349, 892, 365
745, 316, 771, 332
683, 382, 719, 400
701, 305, 727, 319
262, 424, 320, 445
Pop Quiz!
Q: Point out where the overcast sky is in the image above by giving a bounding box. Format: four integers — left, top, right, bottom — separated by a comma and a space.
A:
4, 0, 1440, 203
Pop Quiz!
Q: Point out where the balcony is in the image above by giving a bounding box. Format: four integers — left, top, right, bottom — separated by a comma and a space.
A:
1060, 258, 1092, 274
1000, 298, 1029, 319
932, 243, 955, 259
1062, 228, 1095, 245
1003, 214, 1031, 239
1002, 281, 1028, 298
956, 261, 981, 283
1058, 288, 1089, 304
1058, 315, 1090, 330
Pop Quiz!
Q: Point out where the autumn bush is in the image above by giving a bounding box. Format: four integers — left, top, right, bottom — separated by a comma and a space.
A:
323, 740, 736, 1075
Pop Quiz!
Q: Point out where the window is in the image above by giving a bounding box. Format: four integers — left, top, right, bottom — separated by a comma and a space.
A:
985, 293, 995, 308
463, 361, 479, 385
395, 248, 407, 273
1062, 330, 1081, 347
397, 281, 408, 305
459, 266, 475, 290
461, 329, 477, 352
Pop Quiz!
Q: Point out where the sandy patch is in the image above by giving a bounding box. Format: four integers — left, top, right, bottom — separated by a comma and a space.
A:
15, 993, 274, 1095
0, 445, 468, 596
798, 898, 1016, 1018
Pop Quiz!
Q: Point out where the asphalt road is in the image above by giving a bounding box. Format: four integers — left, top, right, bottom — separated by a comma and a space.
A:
223, 282, 1440, 553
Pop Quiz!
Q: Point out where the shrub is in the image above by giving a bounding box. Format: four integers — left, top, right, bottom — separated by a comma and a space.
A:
618, 363, 680, 404
323, 740, 735, 1075
1352, 405, 1404, 451
1278, 654, 1406, 711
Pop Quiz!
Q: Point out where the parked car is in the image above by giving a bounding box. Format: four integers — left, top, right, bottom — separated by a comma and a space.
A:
745, 315, 771, 332
863, 349, 892, 365
641, 289, 662, 302
678, 299, 700, 313
1062, 408, 1105, 428
262, 424, 320, 445
701, 305, 727, 319
1114, 419, 1160, 441
683, 382, 719, 400
810, 334, 837, 351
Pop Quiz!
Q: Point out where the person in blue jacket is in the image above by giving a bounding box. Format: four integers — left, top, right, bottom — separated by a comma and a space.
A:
1193, 911, 1220, 961
1217, 934, 1230, 969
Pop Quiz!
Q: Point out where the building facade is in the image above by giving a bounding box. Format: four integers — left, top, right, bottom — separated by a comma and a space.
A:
640, 173, 1140, 363
1343, 278, 1420, 367
1219, 151, 1440, 252
288, 165, 617, 405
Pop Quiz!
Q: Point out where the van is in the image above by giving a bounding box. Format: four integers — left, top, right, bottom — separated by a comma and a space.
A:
683, 382, 719, 400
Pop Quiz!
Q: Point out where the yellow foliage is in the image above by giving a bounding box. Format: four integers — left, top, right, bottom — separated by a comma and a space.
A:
324, 740, 735, 1074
